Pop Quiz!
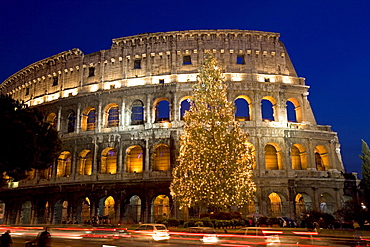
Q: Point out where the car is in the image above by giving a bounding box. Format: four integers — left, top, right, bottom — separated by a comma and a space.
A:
220, 227, 318, 246
170, 227, 219, 245
81, 228, 119, 239
131, 223, 170, 242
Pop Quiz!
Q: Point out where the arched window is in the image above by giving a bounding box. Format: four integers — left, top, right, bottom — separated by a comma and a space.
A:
261, 97, 276, 121
286, 101, 296, 122
79, 150, 93, 175
320, 192, 335, 214
81, 197, 90, 224
155, 99, 170, 123
101, 148, 117, 174
105, 104, 119, 127
315, 145, 330, 171
152, 195, 170, 222
127, 146, 143, 173
87, 109, 96, 130
268, 193, 282, 217
125, 195, 141, 224
291, 144, 308, 170
180, 97, 191, 120
235, 96, 252, 121
287, 98, 302, 123
57, 151, 72, 177
296, 193, 312, 214
99, 196, 115, 222
131, 100, 144, 125
40, 166, 52, 179
81, 107, 96, 131
265, 143, 283, 170
67, 111, 76, 133
153, 144, 170, 171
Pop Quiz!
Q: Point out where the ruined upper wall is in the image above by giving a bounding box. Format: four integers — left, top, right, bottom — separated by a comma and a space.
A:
0, 29, 302, 104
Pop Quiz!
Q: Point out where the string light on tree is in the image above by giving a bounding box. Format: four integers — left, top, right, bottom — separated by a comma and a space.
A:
170, 53, 256, 212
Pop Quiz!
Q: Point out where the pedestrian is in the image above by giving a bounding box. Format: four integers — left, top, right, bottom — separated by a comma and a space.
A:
0, 230, 13, 247
36, 227, 51, 247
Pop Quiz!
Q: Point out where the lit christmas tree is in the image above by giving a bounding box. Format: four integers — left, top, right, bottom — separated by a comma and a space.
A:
170, 53, 256, 212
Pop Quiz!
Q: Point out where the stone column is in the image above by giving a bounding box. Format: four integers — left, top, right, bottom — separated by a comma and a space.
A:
92, 139, 99, 176
72, 144, 78, 179
121, 100, 126, 129
312, 187, 319, 211
145, 137, 150, 172
76, 103, 81, 134
335, 188, 342, 212
114, 200, 121, 225
57, 106, 62, 132
97, 100, 102, 133
255, 93, 262, 122
146, 94, 151, 124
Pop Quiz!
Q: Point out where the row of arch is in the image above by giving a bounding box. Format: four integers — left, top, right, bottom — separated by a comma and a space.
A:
33, 141, 330, 180
264, 143, 330, 171
46, 95, 303, 133
8, 194, 170, 225
34, 144, 171, 179
10, 191, 349, 225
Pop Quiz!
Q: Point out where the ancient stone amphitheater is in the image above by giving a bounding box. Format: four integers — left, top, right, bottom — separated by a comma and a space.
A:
0, 30, 359, 225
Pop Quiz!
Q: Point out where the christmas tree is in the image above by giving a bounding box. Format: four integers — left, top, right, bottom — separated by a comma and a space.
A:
170, 53, 256, 211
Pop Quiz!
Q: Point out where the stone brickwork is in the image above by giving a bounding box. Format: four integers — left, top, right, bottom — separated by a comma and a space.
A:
0, 30, 359, 225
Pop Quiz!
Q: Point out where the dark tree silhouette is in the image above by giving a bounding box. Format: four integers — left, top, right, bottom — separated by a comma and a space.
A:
0, 95, 62, 183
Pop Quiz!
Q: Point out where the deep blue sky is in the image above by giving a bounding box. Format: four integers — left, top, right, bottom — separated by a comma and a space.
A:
1, 0, 369, 177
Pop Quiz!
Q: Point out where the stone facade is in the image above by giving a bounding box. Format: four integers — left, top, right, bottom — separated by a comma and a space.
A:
0, 30, 360, 225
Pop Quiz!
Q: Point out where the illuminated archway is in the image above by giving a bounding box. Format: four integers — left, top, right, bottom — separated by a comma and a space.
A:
154, 98, 170, 123
126, 146, 143, 173
315, 145, 330, 171
291, 144, 308, 170
81, 197, 90, 224
131, 100, 144, 125
295, 193, 312, 218
81, 106, 96, 131
268, 193, 282, 217
97, 196, 115, 224
101, 147, 117, 174
235, 95, 252, 121
265, 143, 283, 170
179, 96, 192, 120
287, 98, 302, 123
78, 150, 93, 175
153, 144, 170, 171
57, 151, 72, 177
261, 96, 277, 122
152, 195, 170, 222
104, 103, 119, 127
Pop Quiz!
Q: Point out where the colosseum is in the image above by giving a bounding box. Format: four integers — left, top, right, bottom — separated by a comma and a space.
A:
0, 29, 360, 225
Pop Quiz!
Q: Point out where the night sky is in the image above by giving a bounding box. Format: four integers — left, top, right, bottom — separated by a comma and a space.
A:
1, 0, 369, 177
